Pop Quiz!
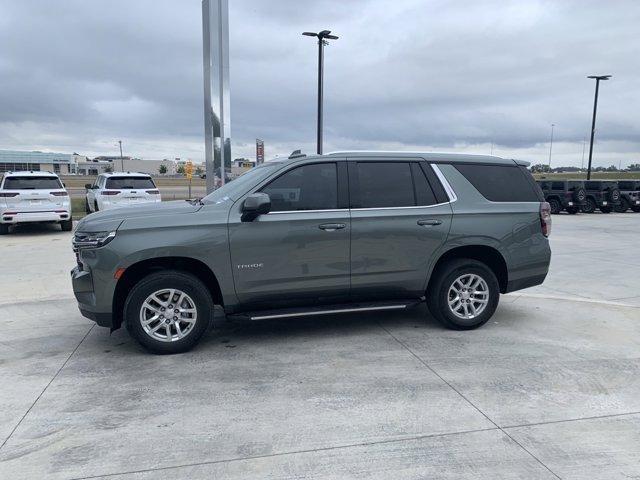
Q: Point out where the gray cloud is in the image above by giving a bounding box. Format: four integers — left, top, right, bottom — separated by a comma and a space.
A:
0, 0, 638, 166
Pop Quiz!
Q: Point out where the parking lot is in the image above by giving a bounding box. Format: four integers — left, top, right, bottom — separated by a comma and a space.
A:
0, 213, 638, 479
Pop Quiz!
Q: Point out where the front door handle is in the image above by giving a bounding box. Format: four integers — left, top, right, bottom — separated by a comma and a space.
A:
319, 223, 346, 231
417, 219, 442, 226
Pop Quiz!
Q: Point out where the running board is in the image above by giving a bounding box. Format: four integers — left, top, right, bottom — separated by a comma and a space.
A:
228, 299, 423, 321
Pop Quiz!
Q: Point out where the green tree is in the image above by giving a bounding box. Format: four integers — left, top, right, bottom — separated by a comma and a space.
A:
627, 163, 640, 171
158, 164, 168, 175
177, 165, 185, 175
104, 165, 113, 173
530, 164, 550, 173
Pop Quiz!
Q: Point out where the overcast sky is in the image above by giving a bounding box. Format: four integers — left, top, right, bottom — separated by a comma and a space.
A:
0, 0, 638, 167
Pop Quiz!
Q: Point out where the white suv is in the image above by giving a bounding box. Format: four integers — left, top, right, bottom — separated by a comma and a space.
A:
0, 171, 72, 234
85, 172, 161, 213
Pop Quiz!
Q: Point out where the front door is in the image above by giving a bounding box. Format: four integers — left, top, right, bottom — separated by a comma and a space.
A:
228, 161, 350, 310
348, 159, 452, 300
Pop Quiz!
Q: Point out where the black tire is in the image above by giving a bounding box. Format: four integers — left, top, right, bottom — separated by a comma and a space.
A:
0, 223, 9, 235
85, 198, 91, 214
614, 199, 629, 213
566, 206, 579, 214
94, 201, 99, 212
427, 258, 500, 330
548, 198, 561, 215
124, 270, 214, 354
60, 219, 73, 231
632, 206, 640, 213
582, 197, 596, 213
600, 206, 612, 214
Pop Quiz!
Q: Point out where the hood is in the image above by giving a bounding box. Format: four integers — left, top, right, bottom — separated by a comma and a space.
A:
76, 200, 203, 233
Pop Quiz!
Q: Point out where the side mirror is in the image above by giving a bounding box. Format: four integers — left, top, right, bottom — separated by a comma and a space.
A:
241, 193, 271, 222
85, 183, 93, 190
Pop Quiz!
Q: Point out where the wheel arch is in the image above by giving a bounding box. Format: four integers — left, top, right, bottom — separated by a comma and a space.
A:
112, 256, 223, 330
427, 245, 508, 294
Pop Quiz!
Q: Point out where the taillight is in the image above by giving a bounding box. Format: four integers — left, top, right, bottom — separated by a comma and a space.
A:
51, 191, 69, 196
0, 192, 19, 197
101, 190, 121, 196
146, 189, 160, 194
540, 202, 552, 237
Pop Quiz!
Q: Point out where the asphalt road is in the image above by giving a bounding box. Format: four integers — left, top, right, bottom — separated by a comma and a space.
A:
0, 213, 639, 479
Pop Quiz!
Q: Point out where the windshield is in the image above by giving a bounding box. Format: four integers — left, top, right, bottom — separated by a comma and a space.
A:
2, 176, 63, 190
105, 176, 156, 189
201, 162, 284, 204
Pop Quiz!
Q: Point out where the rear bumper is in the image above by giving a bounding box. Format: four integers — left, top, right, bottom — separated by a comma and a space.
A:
1, 209, 70, 224
71, 266, 113, 328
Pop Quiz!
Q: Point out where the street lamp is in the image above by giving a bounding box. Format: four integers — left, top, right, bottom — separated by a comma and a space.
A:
548, 123, 555, 168
117, 140, 124, 171
302, 29, 339, 155
586, 75, 611, 180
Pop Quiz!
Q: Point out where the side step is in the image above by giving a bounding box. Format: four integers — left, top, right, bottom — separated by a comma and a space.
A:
228, 299, 423, 321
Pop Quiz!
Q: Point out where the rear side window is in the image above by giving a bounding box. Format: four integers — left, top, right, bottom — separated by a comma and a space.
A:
261, 162, 337, 211
2, 176, 62, 190
355, 162, 415, 208
552, 182, 564, 190
454, 164, 540, 202
105, 176, 156, 189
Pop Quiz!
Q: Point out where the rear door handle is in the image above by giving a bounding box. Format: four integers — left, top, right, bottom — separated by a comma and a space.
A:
417, 219, 442, 226
319, 223, 346, 231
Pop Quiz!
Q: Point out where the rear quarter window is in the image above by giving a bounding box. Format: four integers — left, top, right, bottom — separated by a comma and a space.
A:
454, 164, 541, 202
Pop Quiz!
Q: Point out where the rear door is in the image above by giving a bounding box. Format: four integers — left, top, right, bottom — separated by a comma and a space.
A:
348, 159, 452, 300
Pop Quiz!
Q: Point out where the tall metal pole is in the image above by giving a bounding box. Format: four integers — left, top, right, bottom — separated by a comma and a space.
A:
317, 39, 324, 155
547, 124, 554, 168
203, 0, 230, 193
586, 75, 611, 180
118, 140, 124, 171
581, 136, 586, 170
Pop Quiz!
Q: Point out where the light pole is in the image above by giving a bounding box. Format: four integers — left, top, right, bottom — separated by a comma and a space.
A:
547, 124, 555, 168
118, 140, 124, 171
581, 136, 586, 170
586, 75, 611, 180
302, 29, 339, 155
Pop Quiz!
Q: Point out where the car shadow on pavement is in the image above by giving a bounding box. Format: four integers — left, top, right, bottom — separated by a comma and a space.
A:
2, 223, 67, 236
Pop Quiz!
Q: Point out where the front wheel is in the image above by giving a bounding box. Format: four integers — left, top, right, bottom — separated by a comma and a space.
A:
582, 197, 596, 213
614, 199, 629, 213
548, 198, 561, 215
427, 258, 500, 330
124, 271, 214, 354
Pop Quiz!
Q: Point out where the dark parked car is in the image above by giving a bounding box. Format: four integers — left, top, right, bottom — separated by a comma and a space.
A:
71, 152, 552, 354
536, 180, 586, 214
582, 180, 621, 213
614, 180, 640, 212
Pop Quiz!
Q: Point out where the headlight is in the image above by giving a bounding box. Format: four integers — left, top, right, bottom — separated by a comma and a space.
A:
73, 231, 117, 250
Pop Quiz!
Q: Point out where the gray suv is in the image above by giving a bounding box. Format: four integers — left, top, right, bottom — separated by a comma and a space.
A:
71, 152, 551, 354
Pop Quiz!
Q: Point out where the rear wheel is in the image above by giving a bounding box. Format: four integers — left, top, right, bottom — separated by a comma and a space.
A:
582, 197, 596, 213
124, 270, 213, 354
566, 206, 579, 214
614, 199, 629, 213
0, 224, 9, 235
94, 201, 99, 212
60, 219, 73, 231
427, 258, 500, 330
548, 198, 561, 215
600, 206, 612, 213
632, 206, 640, 213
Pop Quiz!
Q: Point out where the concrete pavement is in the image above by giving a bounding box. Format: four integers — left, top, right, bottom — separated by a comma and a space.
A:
0, 213, 639, 479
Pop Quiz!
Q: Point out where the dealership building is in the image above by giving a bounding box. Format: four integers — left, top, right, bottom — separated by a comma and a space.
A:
0, 149, 80, 174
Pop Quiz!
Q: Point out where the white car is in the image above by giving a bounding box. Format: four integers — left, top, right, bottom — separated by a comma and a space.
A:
0, 171, 72, 234
85, 172, 161, 213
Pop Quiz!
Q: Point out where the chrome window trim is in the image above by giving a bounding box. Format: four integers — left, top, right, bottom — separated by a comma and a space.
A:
431, 164, 458, 203
351, 202, 450, 211
266, 208, 348, 215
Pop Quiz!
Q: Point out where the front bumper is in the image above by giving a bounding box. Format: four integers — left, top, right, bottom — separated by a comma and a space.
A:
71, 265, 113, 327
1, 209, 70, 224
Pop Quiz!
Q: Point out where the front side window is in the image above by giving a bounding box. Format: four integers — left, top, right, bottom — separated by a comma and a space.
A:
355, 162, 415, 208
261, 163, 337, 212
